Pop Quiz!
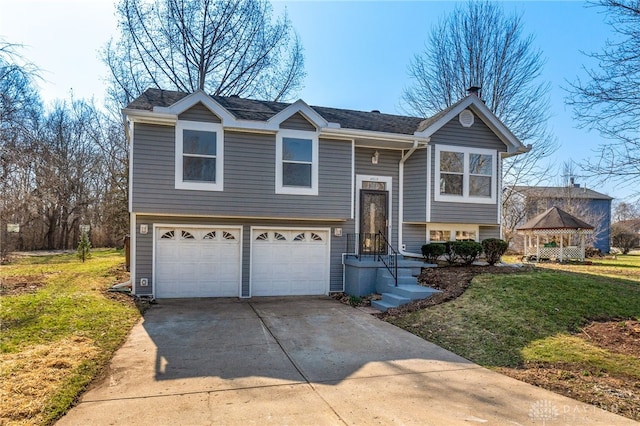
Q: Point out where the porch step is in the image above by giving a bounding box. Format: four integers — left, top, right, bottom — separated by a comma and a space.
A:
372, 267, 441, 312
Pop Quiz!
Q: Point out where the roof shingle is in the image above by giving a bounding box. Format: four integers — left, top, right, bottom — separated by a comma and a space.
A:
126, 88, 426, 135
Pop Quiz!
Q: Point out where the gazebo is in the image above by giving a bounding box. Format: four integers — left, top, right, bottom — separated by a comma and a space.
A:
517, 206, 594, 262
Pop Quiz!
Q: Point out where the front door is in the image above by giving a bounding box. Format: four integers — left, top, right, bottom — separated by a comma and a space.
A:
359, 189, 388, 254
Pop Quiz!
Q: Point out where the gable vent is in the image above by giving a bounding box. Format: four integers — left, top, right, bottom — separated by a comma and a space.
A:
459, 109, 475, 127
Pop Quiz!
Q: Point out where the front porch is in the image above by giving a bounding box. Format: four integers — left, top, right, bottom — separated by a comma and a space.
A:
343, 255, 439, 312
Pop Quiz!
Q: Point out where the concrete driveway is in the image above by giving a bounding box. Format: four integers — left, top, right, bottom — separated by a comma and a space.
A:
58, 297, 634, 425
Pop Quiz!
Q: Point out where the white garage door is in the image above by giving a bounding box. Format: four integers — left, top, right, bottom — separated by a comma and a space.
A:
251, 228, 330, 296
155, 226, 241, 298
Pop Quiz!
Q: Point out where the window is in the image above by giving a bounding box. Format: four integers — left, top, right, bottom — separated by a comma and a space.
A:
428, 225, 479, 242
175, 121, 223, 191
435, 146, 496, 203
276, 130, 318, 195
455, 230, 477, 241
429, 230, 451, 242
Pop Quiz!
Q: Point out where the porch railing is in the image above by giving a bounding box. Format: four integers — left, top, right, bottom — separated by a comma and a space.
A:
346, 232, 398, 286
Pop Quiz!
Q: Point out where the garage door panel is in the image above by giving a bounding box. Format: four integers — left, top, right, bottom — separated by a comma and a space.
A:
155, 227, 241, 298
251, 228, 329, 297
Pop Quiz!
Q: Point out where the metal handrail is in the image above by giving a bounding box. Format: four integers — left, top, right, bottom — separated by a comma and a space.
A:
345, 232, 398, 286
376, 231, 398, 286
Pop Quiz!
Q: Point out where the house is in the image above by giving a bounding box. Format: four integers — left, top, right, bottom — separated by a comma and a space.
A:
510, 183, 612, 253
123, 88, 529, 299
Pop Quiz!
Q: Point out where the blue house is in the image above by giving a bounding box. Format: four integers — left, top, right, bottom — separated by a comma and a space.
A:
512, 184, 612, 253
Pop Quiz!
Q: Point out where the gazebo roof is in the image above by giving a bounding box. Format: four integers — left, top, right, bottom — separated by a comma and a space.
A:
517, 206, 594, 232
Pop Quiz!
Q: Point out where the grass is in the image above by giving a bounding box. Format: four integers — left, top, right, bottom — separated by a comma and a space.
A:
0, 249, 141, 425
386, 255, 640, 368
386, 254, 640, 419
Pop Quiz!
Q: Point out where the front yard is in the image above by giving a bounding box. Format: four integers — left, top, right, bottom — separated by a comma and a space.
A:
0, 250, 141, 425
2, 251, 639, 424
384, 255, 640, 421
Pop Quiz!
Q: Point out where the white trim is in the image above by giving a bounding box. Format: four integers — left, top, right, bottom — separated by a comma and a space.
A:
133, 211, 346, 221
130, 213, 137, 296
426, 144, 432, 222
152, 223, 243, 299
426, 223, 480, 242
497, 154, 503, 230
268, 99, 329, 129
355, 175, 393, 239
351, 140, 355, 220
415, 96, 527, 154
175, 120, 224, 191
249, 226, 331, 298
154, 90, 236, 123
128, 121, 134, 213
275, 129, 319, 196
434, 145, 497, 204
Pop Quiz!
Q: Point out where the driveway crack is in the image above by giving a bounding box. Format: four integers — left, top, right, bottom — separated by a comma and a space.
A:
248, 302, 348, 425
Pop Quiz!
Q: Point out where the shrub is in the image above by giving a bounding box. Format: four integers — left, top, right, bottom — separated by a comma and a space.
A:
77, 232, 92, 262
422, 243, 446, 264
481, 238, 508, 265
455, 241, 483, 265
585, 247, 602, 258
443, 241, 458, 265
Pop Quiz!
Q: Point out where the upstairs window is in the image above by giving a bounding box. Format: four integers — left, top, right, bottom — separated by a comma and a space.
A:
175, 121, 223, 191
435, 146, 496, 204
276, 130, 318, 195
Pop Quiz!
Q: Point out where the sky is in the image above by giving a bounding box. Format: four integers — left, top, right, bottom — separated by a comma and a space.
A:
0, 0, 634, 201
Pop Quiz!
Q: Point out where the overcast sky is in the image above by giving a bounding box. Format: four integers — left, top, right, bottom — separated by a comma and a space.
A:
1, 0, 633, 201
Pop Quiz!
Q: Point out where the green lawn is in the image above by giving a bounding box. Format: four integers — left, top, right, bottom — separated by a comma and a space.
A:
386, 255, 640, 419
1, 249, 141, 425
388, 256, 640, 367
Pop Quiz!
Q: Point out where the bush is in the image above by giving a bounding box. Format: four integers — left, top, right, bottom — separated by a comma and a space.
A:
481, 238, 508, 265
422, 243, 446, 264
454, 241, 483, 265
585, 247, 602, 258
443, 241, 458, 265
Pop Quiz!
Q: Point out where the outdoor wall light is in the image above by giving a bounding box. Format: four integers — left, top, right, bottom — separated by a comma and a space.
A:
140, 224, 148, 234
371, 150, 379, 164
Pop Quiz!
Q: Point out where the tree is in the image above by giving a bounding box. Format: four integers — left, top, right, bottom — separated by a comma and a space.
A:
104, 0, 305, 110
611, 222, 639, 254
566, 0, 640, 188
402, 1, 558, 238
613, 200, 640, 222
0, 41, 42, 257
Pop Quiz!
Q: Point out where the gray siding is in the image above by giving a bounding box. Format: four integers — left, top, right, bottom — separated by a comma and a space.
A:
429, 116, 504, 225
403, 148, 428, 222
131, 123, 351, 219
355, 147, 400, 247
429, 116, 508, 151
178, 103, 221, 123
479, 225, 501, 241
280, 112, 317, 131
402, 223, 427, 253
133, 215, 354, 296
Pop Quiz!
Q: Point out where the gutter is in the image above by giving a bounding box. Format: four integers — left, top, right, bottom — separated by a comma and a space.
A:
502, 143, 533, 158
398, 139, 430, 258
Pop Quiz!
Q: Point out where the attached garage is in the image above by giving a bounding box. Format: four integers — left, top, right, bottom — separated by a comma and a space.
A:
154, 226, 242, 298
251, 228, 330, 296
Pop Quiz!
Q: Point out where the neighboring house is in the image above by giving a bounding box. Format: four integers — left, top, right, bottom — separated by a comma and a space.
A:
123, 88, 529, 299
510, 184, 612, 253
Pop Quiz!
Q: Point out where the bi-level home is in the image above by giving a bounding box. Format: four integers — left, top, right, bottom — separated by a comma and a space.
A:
123, 88, 529, 299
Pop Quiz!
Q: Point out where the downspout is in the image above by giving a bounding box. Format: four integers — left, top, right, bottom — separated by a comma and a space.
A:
398, 139, 429, 258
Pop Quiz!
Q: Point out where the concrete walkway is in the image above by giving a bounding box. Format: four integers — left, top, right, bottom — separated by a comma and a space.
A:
57, 297, 635, 425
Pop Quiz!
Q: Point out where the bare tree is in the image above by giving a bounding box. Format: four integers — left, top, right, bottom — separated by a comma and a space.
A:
613, 200, 640, 222
566, 0, 640, 189
104, 0, 305, 109
402, 1, 558, 239
0, 41, 43, 257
